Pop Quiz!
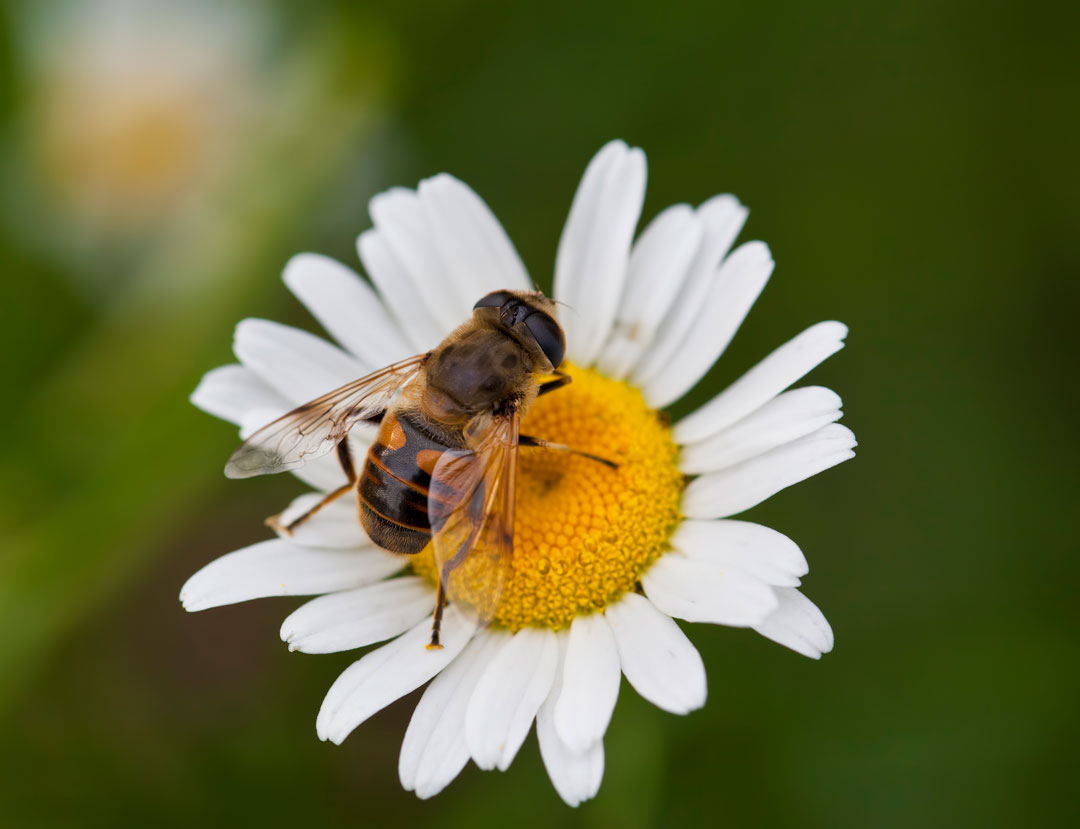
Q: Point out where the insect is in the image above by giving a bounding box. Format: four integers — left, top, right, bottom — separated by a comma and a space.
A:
225, 290, 617, 648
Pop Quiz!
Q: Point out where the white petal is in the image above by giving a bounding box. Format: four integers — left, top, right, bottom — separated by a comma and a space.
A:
369, 187, 469, 336
595, 205, 703, 379
554, 140, 647, 366
272, 492, 369, 549
604, 593, 706, 715
233, 318, 366, 405
465, 627, 559, 771
640, 241, 773, 408
681, 423, 857, 519
536, 633, 605, 807
674, 321, 849, 445
280, 577, 435, 654
554, 613, 621, 752
190, 364, 289, 426
283, 253, 414, 368
316, 606, 476, 745
179, 539, 404, 612
642, 554, 778, 627
399, 630, 507, 799
357, 227, 443, 352
418, 173, 531, 296
631, 195, 748, 385
671, 519, 808, 588
679, 386, 843, 474
753, 587, 834, 659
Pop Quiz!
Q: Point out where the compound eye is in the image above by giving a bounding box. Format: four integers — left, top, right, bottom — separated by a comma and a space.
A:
524, 311, 566, 368
474, 290, 515, 310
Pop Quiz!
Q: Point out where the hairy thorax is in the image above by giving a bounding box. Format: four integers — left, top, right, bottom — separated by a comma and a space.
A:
424, 326, 535, 420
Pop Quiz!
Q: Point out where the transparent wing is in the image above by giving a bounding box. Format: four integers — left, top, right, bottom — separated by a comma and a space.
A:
225, 354, 427, 479
428, 410, 519, 627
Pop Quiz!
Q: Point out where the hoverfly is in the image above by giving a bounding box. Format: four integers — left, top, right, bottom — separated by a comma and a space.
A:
226, 290, 616, 648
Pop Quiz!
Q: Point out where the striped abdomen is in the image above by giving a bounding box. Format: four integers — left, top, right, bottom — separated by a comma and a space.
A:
358, 410, 450, 555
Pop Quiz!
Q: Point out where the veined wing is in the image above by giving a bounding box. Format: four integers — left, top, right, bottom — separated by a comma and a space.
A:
225, 354, 428, 479
428, 410, 519, 628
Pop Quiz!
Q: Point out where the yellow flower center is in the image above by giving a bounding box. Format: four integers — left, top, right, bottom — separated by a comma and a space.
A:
411, 363, 683, 631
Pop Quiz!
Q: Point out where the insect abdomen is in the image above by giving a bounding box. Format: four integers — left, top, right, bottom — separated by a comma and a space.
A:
358, 410, 447, 555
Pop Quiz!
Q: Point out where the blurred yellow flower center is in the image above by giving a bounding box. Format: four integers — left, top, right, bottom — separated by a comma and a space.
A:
411, 363, 683, 631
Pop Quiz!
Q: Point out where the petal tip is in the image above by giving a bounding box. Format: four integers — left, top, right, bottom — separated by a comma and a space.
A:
281, 251, 319, 284
738, 239, 773, 263
819, 320, 849, 341
598, 137, 629, 155
178, 580, 204, 612
417, 171, 460, 193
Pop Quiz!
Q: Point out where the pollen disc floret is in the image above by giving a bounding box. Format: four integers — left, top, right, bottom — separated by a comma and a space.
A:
411, 363, 683, 631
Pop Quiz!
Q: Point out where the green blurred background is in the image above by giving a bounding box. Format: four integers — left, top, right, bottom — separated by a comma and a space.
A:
1, 0, 1076, 826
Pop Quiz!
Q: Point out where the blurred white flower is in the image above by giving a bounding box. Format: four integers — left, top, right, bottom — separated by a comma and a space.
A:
8, 0, 272, 280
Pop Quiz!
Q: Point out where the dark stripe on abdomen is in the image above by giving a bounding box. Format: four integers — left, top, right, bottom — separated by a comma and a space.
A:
358, 454, 431, 532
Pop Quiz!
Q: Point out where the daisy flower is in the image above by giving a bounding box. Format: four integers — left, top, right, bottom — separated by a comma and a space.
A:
182, 140, 855, 806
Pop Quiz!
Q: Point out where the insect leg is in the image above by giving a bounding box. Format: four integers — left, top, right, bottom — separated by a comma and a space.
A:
537, 370, 571, 397
266, 441, 357, 534
427, 579, 448, 651
336, 439, 357, 481
519, 434, 619, 469
427, 521, 485, 649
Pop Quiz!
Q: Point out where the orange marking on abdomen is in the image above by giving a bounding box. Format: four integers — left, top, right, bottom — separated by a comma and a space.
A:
386, 419, 407, 450
415, 449, 443, 477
